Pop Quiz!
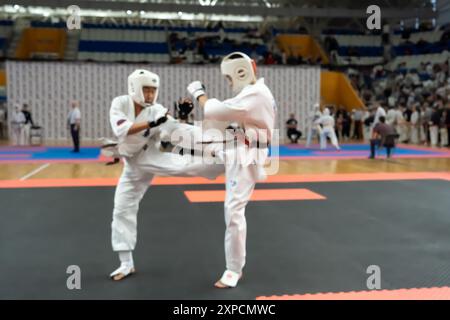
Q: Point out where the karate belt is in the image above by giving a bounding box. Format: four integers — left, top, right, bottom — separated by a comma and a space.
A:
197, 138, 270, 149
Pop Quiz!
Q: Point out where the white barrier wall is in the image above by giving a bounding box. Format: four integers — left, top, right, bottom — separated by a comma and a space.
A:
6, 61, 320, 141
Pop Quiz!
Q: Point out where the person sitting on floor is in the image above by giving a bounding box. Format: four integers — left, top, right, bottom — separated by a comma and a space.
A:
286, 113, 302, 144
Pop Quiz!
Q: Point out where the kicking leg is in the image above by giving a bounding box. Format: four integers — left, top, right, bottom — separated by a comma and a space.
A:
136, 139, 225, 179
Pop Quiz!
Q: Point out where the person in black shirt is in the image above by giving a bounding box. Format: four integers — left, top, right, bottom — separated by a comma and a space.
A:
286, 113, 302, 144
22, 104, 34, 145
22, 104, 34, 126
429, 105, 442, 147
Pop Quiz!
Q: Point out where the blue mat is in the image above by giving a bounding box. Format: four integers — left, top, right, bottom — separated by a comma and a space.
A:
271, 144, 450, 158
0, 147, 100, 161
0, 144, 448, 162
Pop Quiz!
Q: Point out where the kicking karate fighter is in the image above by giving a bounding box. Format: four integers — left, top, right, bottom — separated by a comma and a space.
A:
109, 69, 224, 281
187, 52, 276, 288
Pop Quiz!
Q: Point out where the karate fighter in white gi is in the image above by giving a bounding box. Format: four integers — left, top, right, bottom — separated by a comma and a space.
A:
109, 69, 224, 281
187, 52, 276, 288
305, 103, 322, 147
317, 108, 340, 150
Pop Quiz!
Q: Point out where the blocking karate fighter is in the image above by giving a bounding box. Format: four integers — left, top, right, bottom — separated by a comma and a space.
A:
187, 52, 276, 288
109, 69, 224, 281
317, 108, 340, 150
305, 103, 322, 147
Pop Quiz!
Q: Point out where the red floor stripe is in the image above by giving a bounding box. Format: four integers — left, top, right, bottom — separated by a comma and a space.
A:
152, 172, 450, 185
184, 188, 326, 203
257, 286, 450, 300
0, 178, 119, 188
0, 172, 449, 189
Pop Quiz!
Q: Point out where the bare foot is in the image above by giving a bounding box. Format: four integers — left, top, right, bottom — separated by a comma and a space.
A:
111, 268, 135, 281
214, 273, 243, 289
214, 280, 229, 289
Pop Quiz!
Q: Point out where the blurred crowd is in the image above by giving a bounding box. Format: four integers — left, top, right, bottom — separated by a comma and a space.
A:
168, 23, 321, 66
346, 61, 450, 147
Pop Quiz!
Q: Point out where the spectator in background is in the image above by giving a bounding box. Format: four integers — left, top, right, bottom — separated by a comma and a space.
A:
369, 103, 386, 138
440, 107, 448, 147
386, 105, 397, 126
286, 113, 302, 144
394, 104, 408, 142
399, 104, 410, 143
280, 49, 287, 65
67, 100, 81, 153
446, 103, 450, 147
373, 103, 387, 127
335, 107, 350, 141
351, 108, 363, 140
287, 53, 300, 65
21, 103, 34, 145
324, 36, 339, 53
422, 102, 433, 145
429, 105, 441, 147
0, 103, 6, 139
264, 52, 276, 65
410, 104, 420, 144
363, 107, 374, 141
335, 110, 344, 140
342, 109, 351, 140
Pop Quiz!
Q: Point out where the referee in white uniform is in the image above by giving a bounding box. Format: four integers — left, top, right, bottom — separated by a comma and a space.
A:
67, 100, 81, 153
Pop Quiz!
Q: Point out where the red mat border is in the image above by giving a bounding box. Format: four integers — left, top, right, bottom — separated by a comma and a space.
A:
256, 286, 450, 300
0, 172, 449, 188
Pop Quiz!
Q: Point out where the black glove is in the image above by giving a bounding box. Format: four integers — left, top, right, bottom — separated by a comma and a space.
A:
177, 101, 194, 120
143, 116, 168, 137
149, 115, 168, 128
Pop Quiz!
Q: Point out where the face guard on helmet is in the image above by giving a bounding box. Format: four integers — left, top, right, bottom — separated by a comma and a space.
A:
128, 69, 160, 107
220, 52, 257, 94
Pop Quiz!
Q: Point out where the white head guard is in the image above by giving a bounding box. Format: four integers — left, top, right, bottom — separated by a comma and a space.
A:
323, 108, 331, 116
220, 52, 257, 93
128, 69, 160, 107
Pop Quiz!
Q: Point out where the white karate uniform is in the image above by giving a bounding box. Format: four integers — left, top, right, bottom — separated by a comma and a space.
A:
305, 110, 322, 147
362, 110, 371, 141
11, 110, 25, 146
373, 106, 387, 126
203, 78, 276, 274
317, 111, 340, 150
110, 95, 224, 252
410, 111, 419, 144
395, 110, 407, 142
386, 109, 397, 126
440, 127, 448, 147
371, 106, 387, 139
430, 125, 439, 146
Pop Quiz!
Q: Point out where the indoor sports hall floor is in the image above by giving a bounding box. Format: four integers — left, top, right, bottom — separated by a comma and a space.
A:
1, 141, 450, 299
